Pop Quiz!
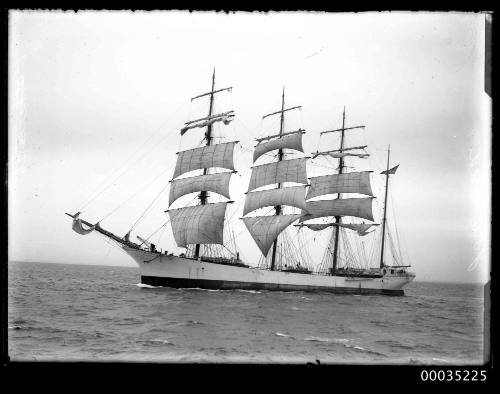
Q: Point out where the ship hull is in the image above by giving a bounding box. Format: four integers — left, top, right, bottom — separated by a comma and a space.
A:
140, 275, 404, 295
124, 247, 414, 296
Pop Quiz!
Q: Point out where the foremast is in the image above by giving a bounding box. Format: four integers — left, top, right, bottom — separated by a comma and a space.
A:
167, 69, 237, 259
194, 69, 216, 259
270, 88, 286, 271
242, 89, 308, 270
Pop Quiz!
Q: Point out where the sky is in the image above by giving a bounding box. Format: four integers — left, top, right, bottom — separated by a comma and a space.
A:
8, 10, 490, 283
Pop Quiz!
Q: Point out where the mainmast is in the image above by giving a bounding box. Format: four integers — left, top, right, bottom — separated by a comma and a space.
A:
242, 90, 307, 269
270, 88, 286, 271
379, 145, 391, 268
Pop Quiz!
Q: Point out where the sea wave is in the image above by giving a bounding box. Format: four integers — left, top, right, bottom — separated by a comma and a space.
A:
144, 338, 175, 346
275, 332, 293, 338
165, 320, 204, 328
375, 339, 415, 350
8, 262, 485, 364
432, 357, 449, 363
135, 283, 159, 289
343, 344, 387, 357
304, 336, 350, 344
180, 287, 231, 292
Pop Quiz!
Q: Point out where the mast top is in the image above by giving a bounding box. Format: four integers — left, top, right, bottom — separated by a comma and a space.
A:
191, 69, 232, 102
262, 105, 302, 119
320, 107, 365, 135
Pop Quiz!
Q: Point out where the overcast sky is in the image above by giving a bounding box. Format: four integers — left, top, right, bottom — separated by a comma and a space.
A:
8, 10, 490, 283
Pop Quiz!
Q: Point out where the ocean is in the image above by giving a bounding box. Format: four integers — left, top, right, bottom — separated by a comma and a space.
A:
7, 261, 485, 364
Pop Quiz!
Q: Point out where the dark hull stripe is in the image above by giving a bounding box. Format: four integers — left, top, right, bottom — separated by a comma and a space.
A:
141, 276, 405, 296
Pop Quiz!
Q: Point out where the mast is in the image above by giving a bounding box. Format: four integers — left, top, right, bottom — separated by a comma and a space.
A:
313, 106, 368, 275
242, 90, 306, 266
194, 69, 216, 259
169, 68, 233, 259
270, 87, 286, 271
331, 107, 346, 273
379, 145, 391, 269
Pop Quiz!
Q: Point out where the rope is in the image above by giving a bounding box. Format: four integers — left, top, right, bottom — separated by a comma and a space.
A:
143, 219, 171, 245
126, 181, 170, 234
96, 167, 171, 224
74, 100, 187, 213
390, 189, 409, 266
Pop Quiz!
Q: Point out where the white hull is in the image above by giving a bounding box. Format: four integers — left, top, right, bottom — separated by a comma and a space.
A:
123, 246, 415, 295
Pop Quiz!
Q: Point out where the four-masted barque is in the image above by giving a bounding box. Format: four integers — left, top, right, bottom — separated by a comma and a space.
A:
67, 71, 415, 295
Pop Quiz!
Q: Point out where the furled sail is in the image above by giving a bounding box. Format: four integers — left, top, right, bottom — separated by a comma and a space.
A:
247, 158, 308, 192
184, 111, 234, 126
243, 186, 307, 216
169, 172, 232, 206
300, 197, 375, 222
334, 222, 376, 233
328, 152, 369, 159
173, 141, 237, 179
180, 113, 234, 136
242, 214, 303, 256
307, 171, 373, 200
253, 131, 304, 162
298, 223, 332, 232
72, 219, 95, 235
168, 202, 229, 248
296, 222, 377, 235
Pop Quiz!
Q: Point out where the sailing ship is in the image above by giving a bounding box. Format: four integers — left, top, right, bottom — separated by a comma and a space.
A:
67, 70, 415, 295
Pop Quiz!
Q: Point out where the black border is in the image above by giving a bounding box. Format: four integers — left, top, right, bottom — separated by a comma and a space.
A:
1, 6, 496, 388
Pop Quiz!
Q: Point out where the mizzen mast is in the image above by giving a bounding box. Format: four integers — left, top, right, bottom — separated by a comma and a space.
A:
379, 145, 399, 268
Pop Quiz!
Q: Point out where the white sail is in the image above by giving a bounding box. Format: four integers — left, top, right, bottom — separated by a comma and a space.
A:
242, 214, 303, 256
247, 158, 308, 192
168, 202, 228, 248
307, 171, 373, 200
300, 198, 375, 222
173, 142, 237, 179
253, 131, 304, 162
169, 172, 232, 206
243, 186, 307, 216
71, 219, 95, 235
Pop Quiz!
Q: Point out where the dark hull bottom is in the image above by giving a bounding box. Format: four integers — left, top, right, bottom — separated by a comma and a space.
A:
141, 276, 405, 296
